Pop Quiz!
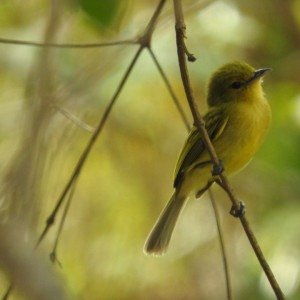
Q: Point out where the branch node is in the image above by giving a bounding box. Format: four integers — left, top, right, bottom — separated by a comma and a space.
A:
212, 160, 224, 176
175, 23, 186, 37
175, 23, 196, 62
187, 52, 196, 62
173, 0, 285, 296
230, 201, 246, 218
138, 0, 166, 49
137, 34, 151, 49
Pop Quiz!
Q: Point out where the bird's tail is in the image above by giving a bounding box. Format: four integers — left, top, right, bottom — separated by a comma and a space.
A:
144, 192, 186, 256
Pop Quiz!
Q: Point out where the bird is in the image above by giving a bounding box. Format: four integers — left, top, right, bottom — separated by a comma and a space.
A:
144, 61, 271, 256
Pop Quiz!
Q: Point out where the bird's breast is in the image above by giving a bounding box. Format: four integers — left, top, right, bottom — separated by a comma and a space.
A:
215, 98, 271, 174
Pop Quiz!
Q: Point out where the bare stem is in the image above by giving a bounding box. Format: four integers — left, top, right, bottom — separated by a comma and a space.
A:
148, 44, 231, 297
0, 1, 166, 50
50, 176, 78, 265
2, 2, 167, 298
0, 38, 137, 48
36, 46, 143, 247
147, 48, 191, 131
139, 0, 166, 48
148, 40, 231, 299
36, 0, 166, 248
173, 0, 284, 299
36, 0, 165, 254
208, 188, 232, 300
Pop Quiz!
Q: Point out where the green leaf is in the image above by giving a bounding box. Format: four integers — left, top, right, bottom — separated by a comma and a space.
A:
78, 0, 121, 27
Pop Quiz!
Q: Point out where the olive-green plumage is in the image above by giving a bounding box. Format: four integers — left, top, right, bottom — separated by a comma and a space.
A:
144, 61, 271, 255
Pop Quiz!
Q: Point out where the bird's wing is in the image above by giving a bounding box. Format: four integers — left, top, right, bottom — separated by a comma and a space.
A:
173, 108, 228, 188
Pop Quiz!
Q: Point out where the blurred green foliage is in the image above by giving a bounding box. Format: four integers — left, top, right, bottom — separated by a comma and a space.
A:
0, 0, 299, 299
78, 0, 123, 28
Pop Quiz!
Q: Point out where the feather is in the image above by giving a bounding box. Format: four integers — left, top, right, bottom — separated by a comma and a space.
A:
174, 107, 228, 188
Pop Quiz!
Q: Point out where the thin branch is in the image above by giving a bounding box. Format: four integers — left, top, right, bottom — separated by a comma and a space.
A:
0, 0, 166, 50
173, 1, 285, 299
0, 37, 137, 48
38, 1, 168, 266
138, 0, 166, 48
208, 188, 232, 300
147, 48, 191, 131
36, 46, 143, 247
2, 2, 167, 298
148, 44, 231, 297
148, 42, 232, 298
36, 0, 166, 246
50, 176, 78, 266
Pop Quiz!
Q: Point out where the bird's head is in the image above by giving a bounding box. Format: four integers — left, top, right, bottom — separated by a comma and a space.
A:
207, 61, 270, 107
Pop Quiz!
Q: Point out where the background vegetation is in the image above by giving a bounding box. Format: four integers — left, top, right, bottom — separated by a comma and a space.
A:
0, 0, 299, 299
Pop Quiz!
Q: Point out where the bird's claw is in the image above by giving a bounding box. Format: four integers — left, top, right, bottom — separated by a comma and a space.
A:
230, 201, 246, 218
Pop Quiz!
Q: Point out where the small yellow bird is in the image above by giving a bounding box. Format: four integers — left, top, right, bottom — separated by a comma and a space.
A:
144, 61, 271, 255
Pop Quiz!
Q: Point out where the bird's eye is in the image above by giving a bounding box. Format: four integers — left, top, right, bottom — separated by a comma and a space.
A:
230, 82, 242, 89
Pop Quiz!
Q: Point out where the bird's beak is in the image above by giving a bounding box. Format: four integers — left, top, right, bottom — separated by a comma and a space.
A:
247, 68, 271, 85
253, 68, 271, 79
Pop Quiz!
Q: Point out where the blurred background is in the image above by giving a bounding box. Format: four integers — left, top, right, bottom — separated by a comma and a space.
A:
0, 0, 299, 299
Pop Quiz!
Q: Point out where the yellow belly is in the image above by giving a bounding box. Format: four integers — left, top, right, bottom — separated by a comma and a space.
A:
179, 99, 271, 197
217, 99, 271, 174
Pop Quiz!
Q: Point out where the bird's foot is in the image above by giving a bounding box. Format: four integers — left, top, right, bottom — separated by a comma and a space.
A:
212, 160, 224, 176
230, 201, 246, 218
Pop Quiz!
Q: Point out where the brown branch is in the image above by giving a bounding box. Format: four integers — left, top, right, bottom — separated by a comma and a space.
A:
208, 188, 232, 300
148, 45, 232, 298
173, 0, 285, 299
148, 44, 232, 297
36, 45, 143, 247
138, 0, 166, 48
47, 0, 168, 267
0, 0, 166, 50
0, 37, 137, 48
147, 48, 191, 131
50, 176, 78, 266
148, 42, 232, 299
36, 0, 166, 248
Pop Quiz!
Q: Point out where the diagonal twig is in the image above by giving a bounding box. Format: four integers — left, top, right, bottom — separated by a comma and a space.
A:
173, 0, 285, 299
0, 37, 137, 48
47, 0, 168, 271
147, 47, 231, 298
208, 188, 232, 300
36, 0, 166, 249
147, 48, 191, 131
149, 41, 231, 300
49, 176, 78, 266
36, 46, 144, 247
